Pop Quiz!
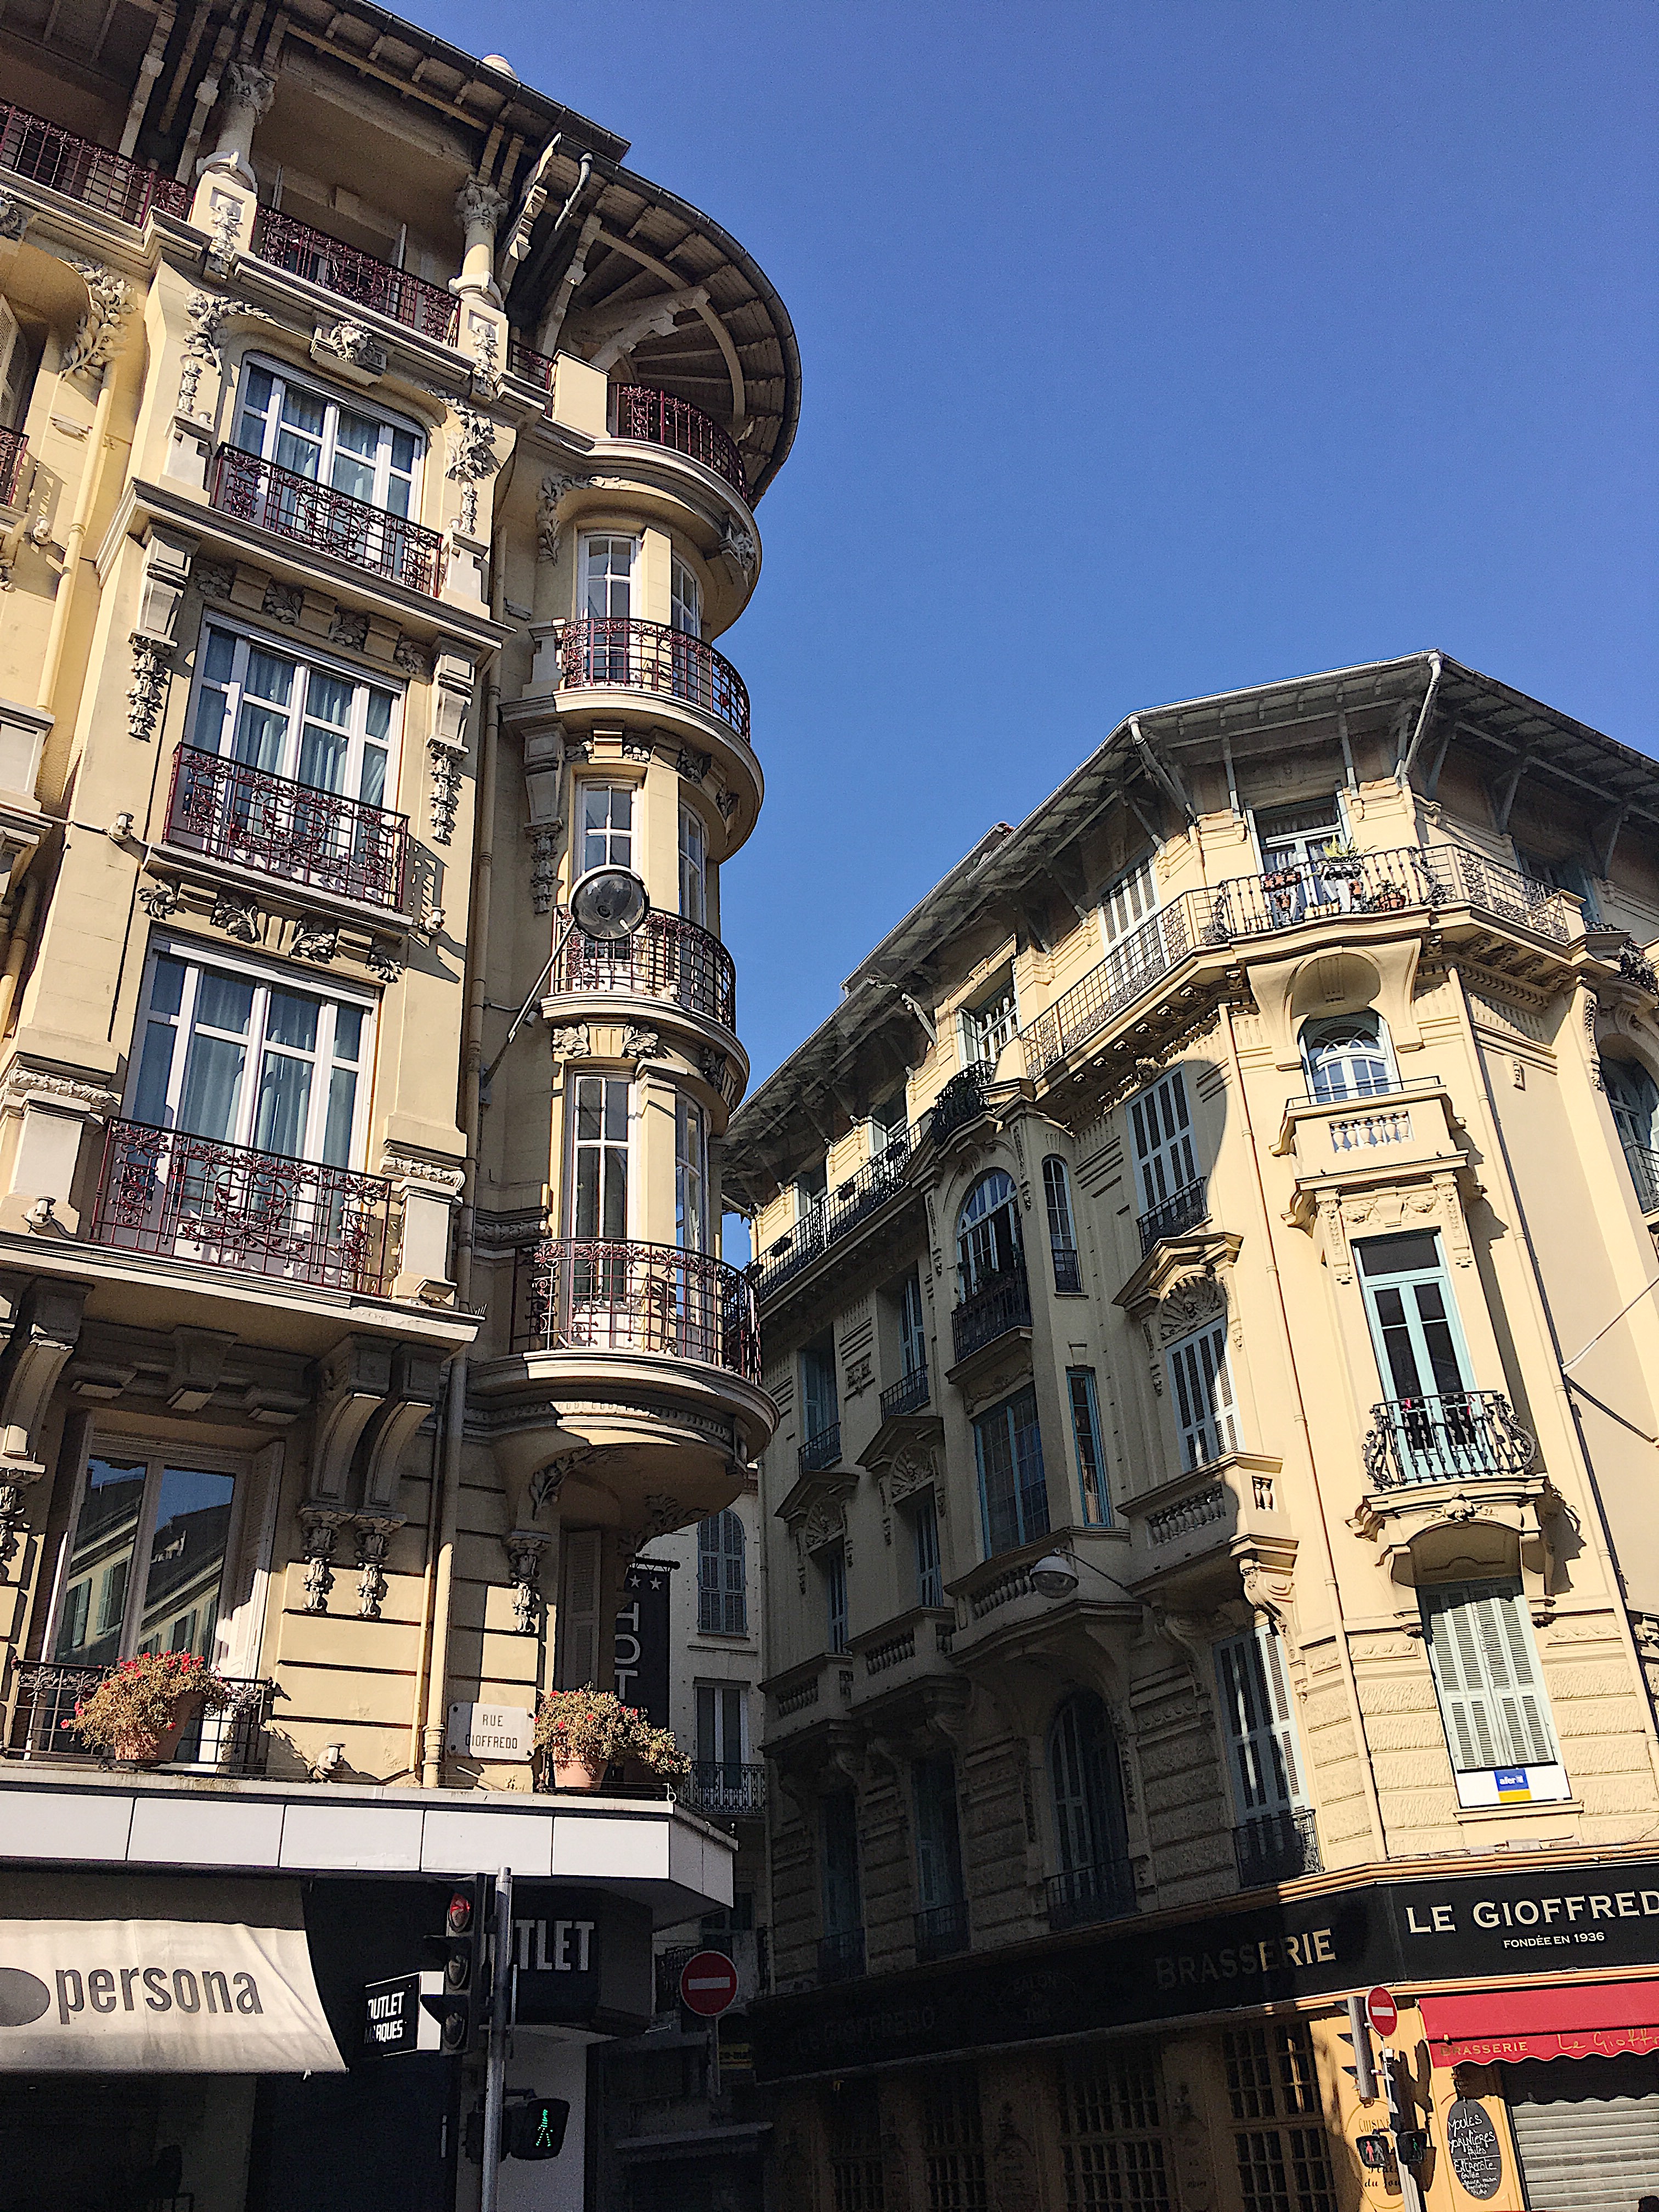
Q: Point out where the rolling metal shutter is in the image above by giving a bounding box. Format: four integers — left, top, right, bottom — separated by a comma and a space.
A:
1506, 2056, 1659, 2210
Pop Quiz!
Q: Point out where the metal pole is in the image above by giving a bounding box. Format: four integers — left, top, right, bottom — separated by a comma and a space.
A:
708, 2014, 721, 2103
480, 921, 577, 1093
1379, 2045, 1425, 2212
480, 1866, 512, 2212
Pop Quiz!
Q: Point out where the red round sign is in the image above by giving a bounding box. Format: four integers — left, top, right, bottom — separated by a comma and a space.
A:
679, 1950, 740, 2018
1366, 1985, 1399, 2038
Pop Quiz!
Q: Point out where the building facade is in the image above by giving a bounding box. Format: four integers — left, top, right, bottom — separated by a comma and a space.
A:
0, 4, 795, 2204
726, 653, 1659, 2212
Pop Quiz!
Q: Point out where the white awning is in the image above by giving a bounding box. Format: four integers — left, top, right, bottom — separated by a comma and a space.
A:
0, 1877, 343, 2074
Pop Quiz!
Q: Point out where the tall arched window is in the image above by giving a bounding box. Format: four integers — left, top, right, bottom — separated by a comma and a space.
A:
957, 1170, 1021, 1295
1047, 1691, 1132, 1926
1300, 1012, 1393, 1103
1041, 1157, 1082, 1293
1605, 1057, 1659, 1211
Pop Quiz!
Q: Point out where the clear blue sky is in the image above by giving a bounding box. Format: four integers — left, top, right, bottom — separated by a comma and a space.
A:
456, 0, 1658, 1090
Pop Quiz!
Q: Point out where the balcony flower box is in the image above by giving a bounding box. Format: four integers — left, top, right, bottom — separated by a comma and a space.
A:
65, 1651, 233, 1768
533, 1688, 689, 1793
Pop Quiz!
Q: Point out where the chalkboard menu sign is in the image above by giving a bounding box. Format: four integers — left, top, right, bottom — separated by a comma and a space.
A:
1443, 2099, 1503, 2200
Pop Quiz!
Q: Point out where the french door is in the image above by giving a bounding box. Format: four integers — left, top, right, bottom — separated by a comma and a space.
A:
1357, 1230, 1479, 1481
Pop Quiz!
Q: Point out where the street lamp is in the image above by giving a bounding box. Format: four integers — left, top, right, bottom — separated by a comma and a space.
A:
481, 864, 651, 1092
1029, 1549, 1138, 1604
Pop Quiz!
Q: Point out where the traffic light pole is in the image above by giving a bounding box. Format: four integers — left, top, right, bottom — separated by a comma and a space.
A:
480, 1866, 513, 2212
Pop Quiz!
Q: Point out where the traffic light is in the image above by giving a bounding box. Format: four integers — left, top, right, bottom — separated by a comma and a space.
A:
1356, 2133, 1392, 2171
504, 2096, 571, 2161
1394, 2129, 1429, 2168
421, 1875, 489, 2053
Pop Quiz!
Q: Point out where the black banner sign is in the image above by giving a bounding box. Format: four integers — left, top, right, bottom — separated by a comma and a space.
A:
614, 1560, 672, 1726
507, 1885, 653, 2034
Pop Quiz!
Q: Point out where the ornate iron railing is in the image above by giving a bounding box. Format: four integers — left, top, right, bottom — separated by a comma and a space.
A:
91, 1121, 396, 1295
1020, 847, 1581, 1080
9, 1664, 274, 1775
681, 1761, 767, 1818
612, 385, 749, 499
507, 336, 555, 392
818, 1929, 866, 1985
550, 906, 736, 1032
913, 1901, 970, 1962
556, 617, 751, 747
799, 1422, 841, 1476
0, 103, 190, 224
1623, 1142, 1659, 1215
1363, 1390, 1536, 1488
1234, 1808, 1322, 1888
211, 445, 445, 596
511, 1237, 761, 1383
1046, 1859, 1136, 1933
1137, 1178, 1208, 1256
950, 1265, 1031, 1364
880, 1364, 930, 1419
253, 207, 459, 340
0, 425, 26, 507
167, 743, 409, 911
925, 1064, 995, 1146
751, 1134, 913, 1303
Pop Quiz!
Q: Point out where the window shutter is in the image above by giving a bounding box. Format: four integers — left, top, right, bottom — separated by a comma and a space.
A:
554, 1528, 603, 1689
1421, 1580, 1556, 1770
697, 1515, 720, 1633
1215, 1628, 1301, 1815
1477, 1583, 1557, 1765
1167, 1322, 1238, 1469
721, 1510, 747, 1635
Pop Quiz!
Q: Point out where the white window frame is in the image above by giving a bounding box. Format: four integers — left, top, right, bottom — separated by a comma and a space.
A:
671, 551, 703, 637
678, 803, 708, 926
565, 1073, 634, 1241
235, 356, 422, 516
578, 532, 638, 619
1299, 1012, 1397, 1103
960, 972, 1018, 1069
695, 1679, 748, 1764
1419, 1578, 1570, 1807
1130, 1069, 1199, 1214
1101, 851, 1159, 950
912, 1489, 943, 1609
676, 1090, 708, 1252
1066, 1367, 1110, 1526
1165, 1318, 1239, 1471
898, 1268, 927, 1380
1215, 1623, 1307, 1820
868, 1090, 909, 1156
185, 619, 402, 805
578, 781, 635, 876
823, 1543, 849, 1655
128, 936, 376, 1170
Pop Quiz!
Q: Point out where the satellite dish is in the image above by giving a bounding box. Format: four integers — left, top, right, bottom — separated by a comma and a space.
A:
569, 865, 650, 942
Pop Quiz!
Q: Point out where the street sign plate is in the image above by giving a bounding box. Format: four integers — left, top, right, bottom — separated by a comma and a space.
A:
363, 1972, 440, 2057
679, 1950, 739, 2018
1366, 1985, 1399, 2038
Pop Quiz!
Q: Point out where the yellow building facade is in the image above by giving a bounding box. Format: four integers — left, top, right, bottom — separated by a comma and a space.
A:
0, 5, 795, 2203
727, 654, 1659, 2212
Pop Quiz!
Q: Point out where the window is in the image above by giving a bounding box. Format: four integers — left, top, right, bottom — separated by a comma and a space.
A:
899, 1268, 927, 1382
823, 1543, 849, 1654
912, 1757, 966, 1909
579, 782, 634, 874
869, 1090, 909, 1154
1100, 853, 1165, 998
1131, 1069, 1198, 1221
795, 1156, 828, 1220
1067, 1369, 1110, 1526
0, 299, 42, 433
1356, 1233, 1475, 1479
54, 1451, 238, 1672
678, 804, 707, 926
1042, 1156, 1084, 1293
1165, 1319, 1239, 1470
1419, 1577, 1566, 1805
1300, 1013, 1393, 1102
236, 360, 419, 515
697, 1510, 746, 1635
568, 1075, 630, 1239
1054, 2049, 1173, 2212
676, 1092, 708, 1251
1605, 1057, 1659, 1210
920, 2070, 987, 2212
973, 1386, 1048, 1556
821, 1791, 862, 1936
957, 1170, 1022, 1296
1223, 2024, 1336, 2212
800, 1334, 839, 1457
1516, 844, 1601, 926
131, 944, 371, 1167
1216, 1625, 1305, 1821
827, 2083, 886, 2212
1049, 1693, 1130, 1887
961, 974, 1017, 1068
912, 1491, 943, 1608
579, 532, 636, 618
671, 552, 702, 636
695, 1681, 746, 1771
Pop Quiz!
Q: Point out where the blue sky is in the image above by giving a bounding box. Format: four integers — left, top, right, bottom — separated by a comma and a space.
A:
458, 1, 1658, 1090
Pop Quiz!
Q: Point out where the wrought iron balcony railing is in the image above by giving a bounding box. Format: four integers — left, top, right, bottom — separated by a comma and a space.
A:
0, 102, 190, 224
913, 1901, 970, 1963
9, 1664, 274, 1774
880, 1364, 930, 1420
925, 1063, 995, 1146
166, 744, 409, 911
1623, 1141, 1659, 1215
1021, 845, 1581, 1080
751, 1133, 913, 1303
211, 446, 445, 596
506, 336, 555, 392
511, 1237, 761, 1384
550, 906, 736, 1032
799, 1422, 841, 1475
92, 1121, 397, 1295
0, 425, 26, 508
612, 385, 749, 499
1137, 1178, 1209, 1256
557, 617, 752, 748
951, 1265, 1031, 1365
680, 1761, 767, 1819
253, 207, 459, 341
1046, 1859, 1136, 1933
1234, 1807, 1322, 1888
1362, 1390, 1536, 1488
818, 1929, 866, 1985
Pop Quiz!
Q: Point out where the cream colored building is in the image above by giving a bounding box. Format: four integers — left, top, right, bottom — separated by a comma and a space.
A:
726, 653, 1659, 2212
0, 6, 795, 2205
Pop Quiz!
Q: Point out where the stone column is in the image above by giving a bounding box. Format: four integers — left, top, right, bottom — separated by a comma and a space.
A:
454, 179, 507, 304
189, 61, 275, 263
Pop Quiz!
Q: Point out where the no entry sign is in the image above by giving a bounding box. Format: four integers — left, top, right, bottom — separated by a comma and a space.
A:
680, 1950, 740, 2019
1366, 1985, 1399, 2038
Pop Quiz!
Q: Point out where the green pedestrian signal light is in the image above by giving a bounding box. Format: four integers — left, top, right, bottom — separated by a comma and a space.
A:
504, 2096, 570, 2160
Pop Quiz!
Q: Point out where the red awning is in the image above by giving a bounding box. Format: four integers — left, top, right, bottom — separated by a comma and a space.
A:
1421, 1981, 1659, 2066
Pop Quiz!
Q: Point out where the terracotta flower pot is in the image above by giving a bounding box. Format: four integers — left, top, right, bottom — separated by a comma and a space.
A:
112, 1691, 204, 1768
550, 1756, 607, 1792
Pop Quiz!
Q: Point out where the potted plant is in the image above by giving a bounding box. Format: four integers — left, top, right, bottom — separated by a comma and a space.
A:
65, 1650, 233, 1767
533, 1686, 690, 1793
1317, 837, 1365, 882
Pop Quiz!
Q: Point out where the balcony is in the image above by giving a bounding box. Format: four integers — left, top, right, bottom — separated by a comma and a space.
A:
613, 385, 749, 500
1234, 1808, 1322, 1888
680, 1761, 766, 1820
950, 1265, 1031, 1366
510, 1238, 761, 1384
1362, 1391, 1536, 1488
880, 1364, 930, 1419
8, 1665, 274, 1777
818, 1929, 866, 1985
913, 1900, 970, 1962
557, 618, 751, 748
1137, 1178, 1208, 1256
91, 1121, 396, 1296
751, 1133, 914, 1304
925, 1064, 995, 1147
1623, 1141, 1659, 1215
252, 207, 459, 342
1046, 1859, 1136, 1933
210, 447, 445, 598
0, 426, 26, 509
799, 1423, 842, 1476
166, 744, 409, 912
550, 906, 735, 1033
0, 101, 189, 225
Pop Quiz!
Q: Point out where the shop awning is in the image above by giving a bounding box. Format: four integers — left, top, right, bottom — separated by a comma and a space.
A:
0, 1875, 343, 2074
1421, 1982, 1659, 2066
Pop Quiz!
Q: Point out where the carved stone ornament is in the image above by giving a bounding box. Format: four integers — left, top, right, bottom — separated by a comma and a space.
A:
211, 891, 260, 943
380, 1148, 466, 1194
223, 58, 277, 114
314, 320, 387, 377
298, 1505, 350, 1613
126, 634, 173, 742
526, 826, 559, 916
194, 556, 235, 602
0, 1476, 30, 1571
623, 1026, 663, 1060
63, 262, 133, 377
0, 194, 31, 244
262, 578, 303, 627
444, 402, 501, 537
137, 882, 179, 922
535, 472, 595, 564
677, 748, 711, 786
204, 193, 242, 279
328, 605, 369, 651
366, 939, 403, 984
720, 521, 758, 577
393, 635, 432, 680
503, 1531, 551, 1634
1155, 1274, 1224, 1345
802, 1498, 847, 1553
353, 1515, 401, 1620
714, 788, 738, 822
455, 177, 508, 235
619, 735, 653, 764
177, 291, 229, 416
428, 738, 465, 845
290, 917, 339, 964
549, 1022, 591, 1062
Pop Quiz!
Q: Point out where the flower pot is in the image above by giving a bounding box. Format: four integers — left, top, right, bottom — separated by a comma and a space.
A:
112, 1691, 204, 1768
550, 1757, 607, 1792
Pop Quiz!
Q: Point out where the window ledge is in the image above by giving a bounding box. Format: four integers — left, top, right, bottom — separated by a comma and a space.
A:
1452, 1798, 1582, 1825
